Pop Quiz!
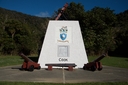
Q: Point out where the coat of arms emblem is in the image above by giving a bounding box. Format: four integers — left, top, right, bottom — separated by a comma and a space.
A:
60, 26, 68, 40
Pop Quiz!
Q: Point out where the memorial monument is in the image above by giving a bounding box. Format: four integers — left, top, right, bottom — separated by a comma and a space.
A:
38, 20, 88, 68
38, 3, 88, 68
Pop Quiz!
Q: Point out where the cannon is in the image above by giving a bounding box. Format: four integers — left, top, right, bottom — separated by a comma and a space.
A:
19, 53, 41, 71
83, 54, 106, 71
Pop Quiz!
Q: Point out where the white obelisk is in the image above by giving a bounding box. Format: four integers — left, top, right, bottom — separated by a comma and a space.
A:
38, 20, 88, 68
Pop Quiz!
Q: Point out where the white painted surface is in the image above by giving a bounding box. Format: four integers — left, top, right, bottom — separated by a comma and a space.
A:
38, 20, 88, 68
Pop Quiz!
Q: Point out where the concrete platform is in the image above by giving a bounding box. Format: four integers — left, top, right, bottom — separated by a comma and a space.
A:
0, 65, 128, 83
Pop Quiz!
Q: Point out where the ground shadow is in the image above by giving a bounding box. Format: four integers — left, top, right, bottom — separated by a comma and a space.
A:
11, 66, 24, 71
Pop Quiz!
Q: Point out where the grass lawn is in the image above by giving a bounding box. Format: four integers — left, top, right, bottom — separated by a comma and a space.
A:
0, 55, 128, 69
0, 55, 23, 67
88, 56, 128, 69
0, 82, 128, 85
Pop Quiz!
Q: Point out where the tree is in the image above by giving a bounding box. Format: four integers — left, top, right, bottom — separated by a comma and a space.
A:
0, 14, 8, 54
0, 7, 49, 55
54, 3, 118, 55
1, 19, 32, 55
14, 22, 34, 55
111, 10, 128, 57
84, 7, 117, 55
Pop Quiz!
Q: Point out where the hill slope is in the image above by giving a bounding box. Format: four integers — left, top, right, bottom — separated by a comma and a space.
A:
0, 7, 50, 55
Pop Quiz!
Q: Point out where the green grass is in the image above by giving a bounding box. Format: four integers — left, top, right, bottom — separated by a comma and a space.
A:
0, 55, 23, 67
0, 82, 128, 85
88, 56, 128, 69
0, 55, 128, 69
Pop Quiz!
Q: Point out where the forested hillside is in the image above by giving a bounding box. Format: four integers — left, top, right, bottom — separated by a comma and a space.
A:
57, 2, 128, 56
0, 7, 49, 55
0, 2, 128, 57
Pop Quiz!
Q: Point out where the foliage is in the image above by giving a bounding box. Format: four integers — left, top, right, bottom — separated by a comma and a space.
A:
0, 7, 49, 55
110, 10, 128, 57
84, 7, 117, 55
55, 2, 128, 56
